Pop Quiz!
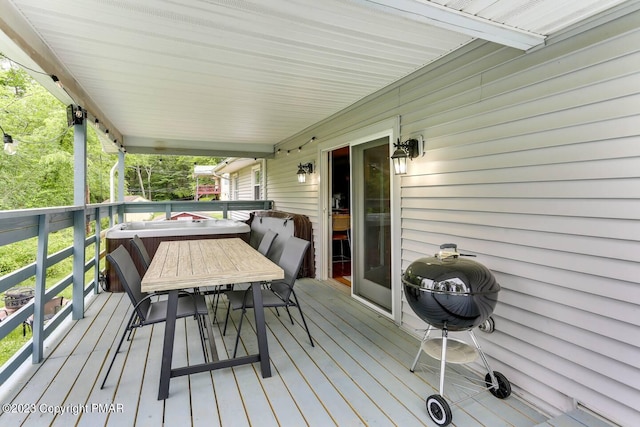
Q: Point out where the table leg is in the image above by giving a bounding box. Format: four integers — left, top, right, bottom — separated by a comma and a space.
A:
158, 289, 179, 400
251, 282, 272, 377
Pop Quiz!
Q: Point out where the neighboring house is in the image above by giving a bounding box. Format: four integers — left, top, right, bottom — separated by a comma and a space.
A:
214, 158, 266, 221
193, 165, 222, 201
226, 12, 640, 424
166, 212, 214, 221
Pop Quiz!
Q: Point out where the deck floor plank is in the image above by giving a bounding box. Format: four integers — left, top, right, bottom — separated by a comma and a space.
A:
284, 300, 427, 426
1, 291, 126, 426
75, 293, 133, 427
133, 322, 168, 426
2, 278, 614, 426
187, 306, 222, 427
163, 318, 199, 426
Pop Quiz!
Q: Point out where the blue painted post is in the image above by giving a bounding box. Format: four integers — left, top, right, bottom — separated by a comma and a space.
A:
93, 206, 102, 294
32, 213, 49, 363
72, 112, 87, 320
117, 150, 125, 223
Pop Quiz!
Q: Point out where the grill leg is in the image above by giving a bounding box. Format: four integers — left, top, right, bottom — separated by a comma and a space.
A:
439, 328, 448, 396
468, 329, 498, 388
410, 325, 433, 372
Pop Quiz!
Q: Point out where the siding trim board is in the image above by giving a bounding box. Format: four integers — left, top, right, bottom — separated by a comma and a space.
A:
253, 8, 640, 426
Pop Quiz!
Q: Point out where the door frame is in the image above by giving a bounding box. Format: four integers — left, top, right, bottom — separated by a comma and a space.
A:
317, 116, 401, 321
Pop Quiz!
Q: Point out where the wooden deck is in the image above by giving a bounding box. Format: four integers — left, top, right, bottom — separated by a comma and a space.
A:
0, 279, 612, 426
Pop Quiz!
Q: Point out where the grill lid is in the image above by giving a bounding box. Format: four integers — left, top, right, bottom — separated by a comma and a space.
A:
402, 244, 500, 331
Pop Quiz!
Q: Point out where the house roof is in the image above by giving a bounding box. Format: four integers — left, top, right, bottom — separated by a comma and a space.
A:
0, 0, 634, 158
214, 158, 261, 175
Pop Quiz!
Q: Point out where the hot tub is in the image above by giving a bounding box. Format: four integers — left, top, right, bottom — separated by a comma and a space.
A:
105, 219, 250, 292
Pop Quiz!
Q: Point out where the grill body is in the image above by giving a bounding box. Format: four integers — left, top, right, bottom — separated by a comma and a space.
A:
402, 255, 500, 331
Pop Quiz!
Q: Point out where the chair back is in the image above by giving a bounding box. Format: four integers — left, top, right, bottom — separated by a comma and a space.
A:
130, 234, 151, 271
332, 214, 350, 232
271, 236, 310, 300
107, 245, 150, 320
257, 230, 278, 258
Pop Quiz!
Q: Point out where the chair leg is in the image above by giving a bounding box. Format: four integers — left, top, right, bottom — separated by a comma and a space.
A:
213, 284, 234, 323
126, 314, 140, 341
101, 311, 136, 389
232, 309, 246, 358
223, 301, 232, 336
292, 290, 314, 347
212, 291, 220, 323
284, 306, 294, 325
195, 314, 207, 361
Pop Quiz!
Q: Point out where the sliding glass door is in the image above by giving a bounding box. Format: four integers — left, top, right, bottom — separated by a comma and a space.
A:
351, 137, 392, 312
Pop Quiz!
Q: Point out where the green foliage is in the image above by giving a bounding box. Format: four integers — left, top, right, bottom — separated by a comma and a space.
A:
0, 229, 73, 278
0, 60, 122, 207
0, 328, 31, 364
125, 154, 221, 201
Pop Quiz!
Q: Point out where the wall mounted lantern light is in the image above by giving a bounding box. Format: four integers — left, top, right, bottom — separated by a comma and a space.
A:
391, 135, 424, 175
297, 162, 314, 183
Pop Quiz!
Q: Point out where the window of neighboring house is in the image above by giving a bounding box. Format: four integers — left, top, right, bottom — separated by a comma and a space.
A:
252, 165, 262, 200
231, 173, 239, 200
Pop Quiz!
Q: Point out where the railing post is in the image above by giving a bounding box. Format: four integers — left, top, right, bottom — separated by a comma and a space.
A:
32, 213, 49, 363
72, 109, 88, 319
72, 209, 85, 320
93, 206, 102, 294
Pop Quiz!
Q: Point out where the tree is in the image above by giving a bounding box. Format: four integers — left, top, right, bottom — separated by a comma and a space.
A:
125, 155, 221, 201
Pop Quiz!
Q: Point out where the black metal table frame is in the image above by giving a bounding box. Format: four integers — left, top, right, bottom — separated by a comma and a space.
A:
158, 282, 271, 400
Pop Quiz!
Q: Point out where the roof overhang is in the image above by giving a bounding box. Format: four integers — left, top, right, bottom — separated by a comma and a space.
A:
0, 0, 633, 159
353, 0, 546, 50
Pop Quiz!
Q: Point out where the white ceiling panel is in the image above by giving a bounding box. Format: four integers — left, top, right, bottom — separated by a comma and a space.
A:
0, 0, 634, 157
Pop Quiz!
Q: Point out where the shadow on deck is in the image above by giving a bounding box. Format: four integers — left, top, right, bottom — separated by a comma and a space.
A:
0, 279, 611, 426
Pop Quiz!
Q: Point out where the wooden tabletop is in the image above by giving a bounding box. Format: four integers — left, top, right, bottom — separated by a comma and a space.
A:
141, 238, 284, 293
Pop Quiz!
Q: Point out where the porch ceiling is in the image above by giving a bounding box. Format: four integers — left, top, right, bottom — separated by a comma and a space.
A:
0, 0, 630, 158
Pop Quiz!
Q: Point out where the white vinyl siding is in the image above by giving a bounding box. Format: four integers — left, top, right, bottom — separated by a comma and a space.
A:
258, 9, 640, 426
228, 169, 256, 221
251, 165, 262, 200
395, 15, 640, 423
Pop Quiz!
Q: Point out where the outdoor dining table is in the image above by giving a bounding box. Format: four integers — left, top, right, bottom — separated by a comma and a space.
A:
141, 237, 284, 400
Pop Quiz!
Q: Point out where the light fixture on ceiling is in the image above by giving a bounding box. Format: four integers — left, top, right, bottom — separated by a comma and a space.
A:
296, 162, 314, 183
50, 74, 63, 89
66, 104, 85, 126
391, 135, 424, 175
1, 125, 16, 155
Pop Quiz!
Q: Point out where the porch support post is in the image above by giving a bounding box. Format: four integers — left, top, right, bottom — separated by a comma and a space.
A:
72, 108, 87, 319
117, 149, 125, 223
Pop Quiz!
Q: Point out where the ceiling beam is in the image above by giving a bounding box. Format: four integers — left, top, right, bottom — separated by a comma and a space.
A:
358, 0, 546, 50
123, 136, 275, 158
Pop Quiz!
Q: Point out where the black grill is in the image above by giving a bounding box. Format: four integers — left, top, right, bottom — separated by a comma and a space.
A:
404, 244, 511, 427
402, 248, 499, 331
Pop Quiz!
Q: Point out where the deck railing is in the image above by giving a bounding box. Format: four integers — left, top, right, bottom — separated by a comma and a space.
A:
0, 200, 272, 385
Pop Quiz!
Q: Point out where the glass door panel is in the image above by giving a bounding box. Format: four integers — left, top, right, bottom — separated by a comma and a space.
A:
352, 137, 391, 311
